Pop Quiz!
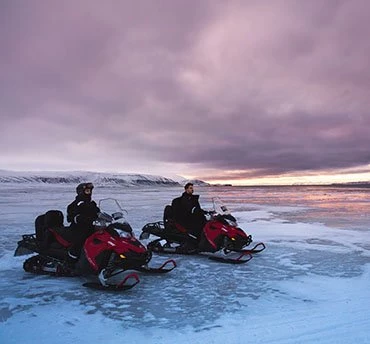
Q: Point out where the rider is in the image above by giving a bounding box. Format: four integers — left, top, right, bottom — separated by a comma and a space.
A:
66, 182, 100, 263
171, 183, 206, 240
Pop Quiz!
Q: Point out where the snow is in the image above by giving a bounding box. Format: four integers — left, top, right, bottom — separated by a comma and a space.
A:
0, 170, 180, 186
0, 184, 370, 343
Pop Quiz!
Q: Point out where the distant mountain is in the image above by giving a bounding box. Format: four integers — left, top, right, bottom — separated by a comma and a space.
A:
212, 183, 233, 187
178, 179, 211, 187
0, 170, 180, 187
164, 175, 211, 187
0, 170, 211, 187
329, 181, 370, 188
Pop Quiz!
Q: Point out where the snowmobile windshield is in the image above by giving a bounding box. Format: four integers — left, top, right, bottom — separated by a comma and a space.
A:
95, 198, 128, 228
98, 198, 128, 221
212, 197, 231, 216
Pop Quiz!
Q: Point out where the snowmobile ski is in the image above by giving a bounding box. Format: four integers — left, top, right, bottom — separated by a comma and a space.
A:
231, 242, 266, 255
83, 272, 140, 291
208, 252, 253, 264
134, 259, 177, 273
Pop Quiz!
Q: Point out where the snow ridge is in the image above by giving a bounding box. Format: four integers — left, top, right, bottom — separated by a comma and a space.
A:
0, 170, 181, 187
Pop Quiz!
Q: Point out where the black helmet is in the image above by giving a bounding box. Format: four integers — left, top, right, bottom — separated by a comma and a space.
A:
76, 182, 94, 196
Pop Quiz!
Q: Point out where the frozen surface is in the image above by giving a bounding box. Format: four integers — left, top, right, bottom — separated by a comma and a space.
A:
0, 185, 370, 343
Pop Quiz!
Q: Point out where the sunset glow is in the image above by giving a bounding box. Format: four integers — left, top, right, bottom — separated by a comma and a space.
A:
207, 172, 370, 186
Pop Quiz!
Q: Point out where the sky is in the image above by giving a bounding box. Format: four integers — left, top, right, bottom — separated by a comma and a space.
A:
1, 0, 370, 185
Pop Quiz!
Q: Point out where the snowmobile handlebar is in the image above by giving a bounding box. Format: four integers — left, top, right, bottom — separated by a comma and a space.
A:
97, 211, 113, 223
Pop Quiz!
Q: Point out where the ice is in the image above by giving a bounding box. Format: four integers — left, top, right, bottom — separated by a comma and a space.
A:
0, 184, 370, 343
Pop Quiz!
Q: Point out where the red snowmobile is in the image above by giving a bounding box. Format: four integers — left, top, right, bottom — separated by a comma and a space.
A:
140, 198, 265, 264
14, 198, 176, 291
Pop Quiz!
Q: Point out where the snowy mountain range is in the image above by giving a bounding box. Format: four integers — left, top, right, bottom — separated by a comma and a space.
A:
0, 170, 210, 187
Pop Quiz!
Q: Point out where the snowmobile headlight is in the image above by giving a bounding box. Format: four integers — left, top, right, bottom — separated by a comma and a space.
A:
231, 237, 236, 241
119, 254, 126, 259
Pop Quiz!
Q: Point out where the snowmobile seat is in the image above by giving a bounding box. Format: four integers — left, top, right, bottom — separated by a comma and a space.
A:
163, 205, 188, 235
44, 210, 64, 228
35, 214, 47, 242
163, 205, 176, 231
35, 210, 67, 248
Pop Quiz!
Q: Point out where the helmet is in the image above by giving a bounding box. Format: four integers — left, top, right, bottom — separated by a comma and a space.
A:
76, 182, 94, 196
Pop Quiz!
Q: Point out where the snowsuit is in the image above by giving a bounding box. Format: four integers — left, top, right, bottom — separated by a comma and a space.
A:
171, 192, 206, 239
66, 196, 100, 257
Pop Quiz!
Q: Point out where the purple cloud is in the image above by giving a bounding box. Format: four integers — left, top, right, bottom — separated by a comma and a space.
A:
1, 0, 369, 180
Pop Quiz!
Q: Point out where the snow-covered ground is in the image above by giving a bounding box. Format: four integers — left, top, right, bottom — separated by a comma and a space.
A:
0, 184, 369, 343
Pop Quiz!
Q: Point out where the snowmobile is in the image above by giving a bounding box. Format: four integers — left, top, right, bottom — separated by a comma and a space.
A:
140, 198, 265, 264
14, 198, 176, 291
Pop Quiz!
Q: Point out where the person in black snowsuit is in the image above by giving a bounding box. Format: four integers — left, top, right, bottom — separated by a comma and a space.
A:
66, 182, 100, 262
171, 183, 206, 240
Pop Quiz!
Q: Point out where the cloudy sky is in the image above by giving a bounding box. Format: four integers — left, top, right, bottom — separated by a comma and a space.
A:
1, 0, 370, 185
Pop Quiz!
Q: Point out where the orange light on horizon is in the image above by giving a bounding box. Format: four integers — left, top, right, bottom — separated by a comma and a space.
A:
195, 171, 370, 186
